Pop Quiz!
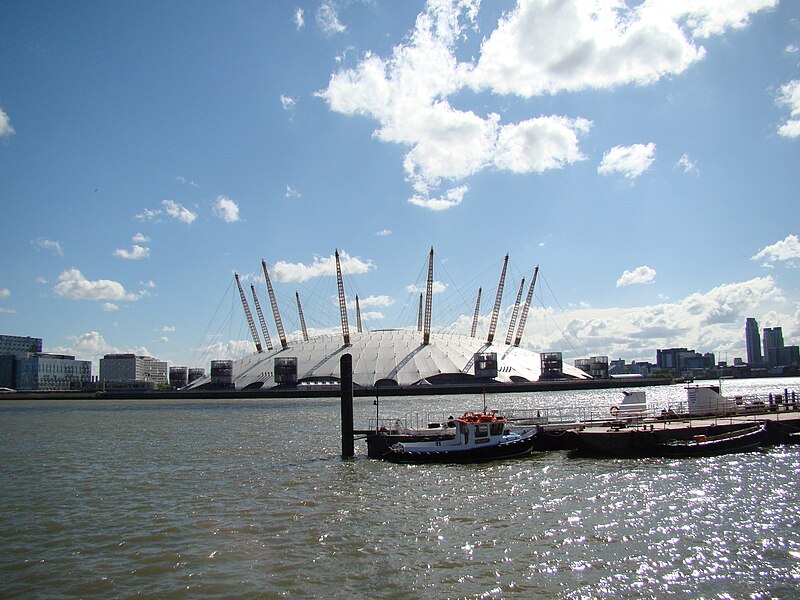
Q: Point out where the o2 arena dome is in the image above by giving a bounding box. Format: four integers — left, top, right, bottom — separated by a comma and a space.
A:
185, 249, 590, 392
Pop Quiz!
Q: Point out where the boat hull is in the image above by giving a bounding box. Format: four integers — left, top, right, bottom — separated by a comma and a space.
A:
380, 434, 538, 464
632, 424, 766, 458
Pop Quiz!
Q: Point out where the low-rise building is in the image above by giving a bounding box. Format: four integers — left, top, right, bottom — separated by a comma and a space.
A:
14, 353, 92, 391
100, 354, 168, 386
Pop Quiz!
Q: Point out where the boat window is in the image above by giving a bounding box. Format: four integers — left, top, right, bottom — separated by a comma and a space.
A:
475, 424, 489, 438
490, 422, 504, 436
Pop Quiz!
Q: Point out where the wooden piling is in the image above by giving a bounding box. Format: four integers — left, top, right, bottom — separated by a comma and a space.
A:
340, 353, 354, 458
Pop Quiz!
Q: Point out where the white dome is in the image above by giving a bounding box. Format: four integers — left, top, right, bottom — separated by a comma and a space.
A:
187, 328, 589, 390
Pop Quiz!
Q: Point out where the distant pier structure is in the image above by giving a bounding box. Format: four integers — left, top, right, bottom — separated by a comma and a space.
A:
185, 248, 591, 393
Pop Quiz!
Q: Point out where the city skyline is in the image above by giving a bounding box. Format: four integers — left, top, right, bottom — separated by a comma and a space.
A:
1, 1, 799, 371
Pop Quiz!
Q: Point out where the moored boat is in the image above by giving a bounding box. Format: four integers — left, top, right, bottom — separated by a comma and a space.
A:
633, 422, 766, 457
379, 410, 538, 463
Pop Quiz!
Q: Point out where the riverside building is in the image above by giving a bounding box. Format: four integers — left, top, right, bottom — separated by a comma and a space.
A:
99, 354, 168, 387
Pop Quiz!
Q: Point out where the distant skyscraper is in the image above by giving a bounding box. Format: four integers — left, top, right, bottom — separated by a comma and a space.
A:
745, 318, 762, 366
763, 327, 784, 356
763, 327, 785, 367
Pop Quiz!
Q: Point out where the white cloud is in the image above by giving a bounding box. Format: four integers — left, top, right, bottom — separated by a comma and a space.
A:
162, 199, 197, 224
33, 238, 64, 256
362, 311, 385, 321
0, 288, 10, 299
48, 331, 124, 367
285, 185, 301, 199
316, 2, 346, 35
102, 303, 119, 312
409, 185, 468, 211
0, 107, 15, 137
113, 244, 150, 260
406, 281, 448, 294
213, 195, 240, 223
777, 79, 800, 138
494, 116, 591, 173
162, 325, 176, 332
617, 266, 657, 287
294, 7, 305, 30
132, 232, 150, 243
198, 339, 259, 361
280, 94, 296, 112
347, 295, 395, 309
54, 269, 144, 302
320, 1, 773, 201
272, 251, 375, 283
676, 153, 698, 174
752, 234, 800, 265
142, 280, 157, 289
136, 207, 161, 221
598, 143, 656, 179
374, 229, 392, 237
0, 307, 16, 314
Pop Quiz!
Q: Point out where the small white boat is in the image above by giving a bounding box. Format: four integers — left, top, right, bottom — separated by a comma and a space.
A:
381, 410, 538, 463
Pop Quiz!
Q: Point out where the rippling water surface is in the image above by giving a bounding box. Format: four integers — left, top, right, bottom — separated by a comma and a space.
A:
2, 378, 799, 598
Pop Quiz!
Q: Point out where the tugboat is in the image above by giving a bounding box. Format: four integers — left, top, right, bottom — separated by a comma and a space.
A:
379, 409, 538, 464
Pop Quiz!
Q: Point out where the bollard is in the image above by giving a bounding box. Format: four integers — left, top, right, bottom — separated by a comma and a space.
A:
340, 353, 355, 459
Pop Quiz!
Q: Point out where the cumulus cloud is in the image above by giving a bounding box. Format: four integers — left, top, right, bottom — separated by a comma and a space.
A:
752, 234, 800, 266
163, 200, 197, 224
319, 1, 773, 205
198, 339, 259, 361
33, 238, 64, 256
316, 2, 346, 34
176, 176, 199, 188
139, 200, 197, 224
361, 311, 385, 321
0, 107, 15, 137
132, 232, 150, 243
113, 244, 150, 260
598, 143, 656, 178
617, 266, 657, 287
102, 303, 118, 312
500, 276, 788, 362
294, 7, 305, 30
406, 281, 448, 294
272, 251, 374, 283
54, 269, 145, 302
374, 229, 392, 237
776, 79, 800, 138
347, 295, 395, 309
285, 185, 301, 199
213, 195, 240, 223
280, 94, 296, 113
409, 185, 468, 211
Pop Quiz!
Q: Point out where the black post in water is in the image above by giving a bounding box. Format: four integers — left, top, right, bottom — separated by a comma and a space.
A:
340, 353, 355, 458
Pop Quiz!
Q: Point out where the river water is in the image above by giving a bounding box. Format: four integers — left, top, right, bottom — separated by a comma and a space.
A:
1, 378, 799, 598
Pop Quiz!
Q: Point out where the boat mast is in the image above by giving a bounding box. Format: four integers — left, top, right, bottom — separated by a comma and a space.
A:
250, 284, 274, 351
470, 287, 482, 338
486, 254, 508, 344
335, 249, 351, 346
356, 295, 363, 334
505, 277, 525, 345
234, 272, 263, 353
423, 247, 433, 345
296, 291, 309, 342
514, 265, 538, 347
261, 259, 288, 350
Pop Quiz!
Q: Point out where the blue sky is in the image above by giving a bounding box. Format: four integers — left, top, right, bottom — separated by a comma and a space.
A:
1, 0, 799, 372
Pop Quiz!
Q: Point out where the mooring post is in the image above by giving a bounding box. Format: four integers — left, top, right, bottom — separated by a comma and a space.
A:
340, 353, 355, 459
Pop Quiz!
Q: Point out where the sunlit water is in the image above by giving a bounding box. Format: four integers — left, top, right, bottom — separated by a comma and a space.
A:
1, 378, 799, 598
